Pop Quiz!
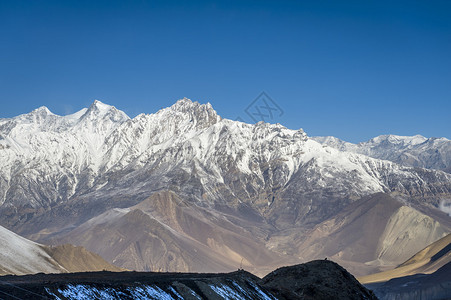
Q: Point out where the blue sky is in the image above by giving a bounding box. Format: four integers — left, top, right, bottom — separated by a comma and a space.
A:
1, 0, 450, 142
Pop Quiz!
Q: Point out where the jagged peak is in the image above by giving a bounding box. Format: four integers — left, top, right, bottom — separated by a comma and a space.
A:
32, 106, 54, 115
169, 98, 215, 113
80, 100, 130, 122
87, 100, 115, 113
175, 97, 193, 104
150, 98, 221, 129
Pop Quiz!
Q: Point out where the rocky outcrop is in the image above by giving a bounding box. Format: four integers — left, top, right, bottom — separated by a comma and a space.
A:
261, 260, 377, 300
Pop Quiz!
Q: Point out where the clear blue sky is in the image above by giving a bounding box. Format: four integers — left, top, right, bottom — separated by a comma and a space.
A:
1, 0, 450, 142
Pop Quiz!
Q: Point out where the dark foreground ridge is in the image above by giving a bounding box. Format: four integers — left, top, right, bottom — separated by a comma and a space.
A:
0, 260, 377, 299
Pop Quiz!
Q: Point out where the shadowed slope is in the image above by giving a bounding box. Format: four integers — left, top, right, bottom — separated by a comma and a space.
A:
359, 233, 451, 284
366, 262, 451, 300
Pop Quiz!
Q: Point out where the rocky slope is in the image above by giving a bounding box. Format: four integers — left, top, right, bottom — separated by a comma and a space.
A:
0, 225, 122, 275
294, 193, 451, 276
1, 99, 450, 275
45, 191, 287, 276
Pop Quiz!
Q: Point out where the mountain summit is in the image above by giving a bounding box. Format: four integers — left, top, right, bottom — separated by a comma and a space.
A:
81, 100, 130, 123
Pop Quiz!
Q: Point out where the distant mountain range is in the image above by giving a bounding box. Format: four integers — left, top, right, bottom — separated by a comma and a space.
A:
313, 134, 451, 173
0, 99, 450, 277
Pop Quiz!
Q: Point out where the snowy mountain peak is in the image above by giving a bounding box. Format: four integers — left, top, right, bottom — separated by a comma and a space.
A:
174, 97, 194, 105
17, 106, 56, 125
170, 98, 215, 114
153, 98, 221, 129
89, 100, 114, 112
31, 106, 54, 116
12, 106, 56, 123
80, 100, 130, 123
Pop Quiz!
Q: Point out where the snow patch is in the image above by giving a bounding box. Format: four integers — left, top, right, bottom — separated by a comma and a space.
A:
128, 286, 175, 300
209, 283, 243, 299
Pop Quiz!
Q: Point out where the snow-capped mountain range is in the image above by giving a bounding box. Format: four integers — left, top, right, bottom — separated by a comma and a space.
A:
0, 99, 450, 275
1, 99, 449, 209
